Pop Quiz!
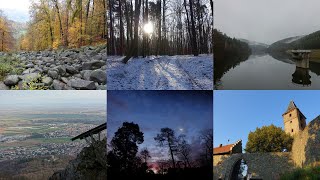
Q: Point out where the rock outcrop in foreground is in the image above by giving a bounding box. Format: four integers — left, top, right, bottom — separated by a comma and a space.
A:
0, 45, 107, 90
50, 139, 107, 180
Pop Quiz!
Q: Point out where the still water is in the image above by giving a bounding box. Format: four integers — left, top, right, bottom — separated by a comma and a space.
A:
217, 54, 320, 89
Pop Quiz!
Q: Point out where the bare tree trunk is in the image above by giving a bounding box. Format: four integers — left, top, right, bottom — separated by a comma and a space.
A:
157, 0, 161, 56
108, 0, 115, 55
188, 0, 199, 56
122, 0, 142, 63
53, 0, 64, 47
184, 0, 191, 54
162, 0, 166, 55
119, 0, 124, 55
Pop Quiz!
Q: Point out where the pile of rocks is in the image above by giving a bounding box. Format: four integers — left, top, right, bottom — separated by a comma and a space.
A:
0, 46, 107, 90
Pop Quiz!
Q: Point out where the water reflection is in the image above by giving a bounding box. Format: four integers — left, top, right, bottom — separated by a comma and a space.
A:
291, 58, 311, 86
216, 52, 320, 89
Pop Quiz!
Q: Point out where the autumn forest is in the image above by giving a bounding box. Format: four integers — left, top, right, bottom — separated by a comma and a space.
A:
0, 0, 107, 52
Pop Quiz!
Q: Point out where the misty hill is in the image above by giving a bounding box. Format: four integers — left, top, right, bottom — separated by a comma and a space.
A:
9, 20, 28, 39
268, 30, 320, 52
239, 39, 269, 54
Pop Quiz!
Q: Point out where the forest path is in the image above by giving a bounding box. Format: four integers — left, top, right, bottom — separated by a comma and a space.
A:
107, 55, 213, 90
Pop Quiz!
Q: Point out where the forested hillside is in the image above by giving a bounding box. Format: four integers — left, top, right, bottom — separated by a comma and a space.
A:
107, 0, 213, 61
268, 30, 320, 52
214, 29, 251, 83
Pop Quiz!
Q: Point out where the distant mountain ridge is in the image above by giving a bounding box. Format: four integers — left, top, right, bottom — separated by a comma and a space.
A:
239, 39, 269, 54
268, 30, 320, 52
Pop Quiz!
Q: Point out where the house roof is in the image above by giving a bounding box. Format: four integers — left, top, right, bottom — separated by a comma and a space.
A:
213, 144, 233, 155
213, 140, 242, 155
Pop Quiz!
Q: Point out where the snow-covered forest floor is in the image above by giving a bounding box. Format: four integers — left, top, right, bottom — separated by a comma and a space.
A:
107, 54, 213, 90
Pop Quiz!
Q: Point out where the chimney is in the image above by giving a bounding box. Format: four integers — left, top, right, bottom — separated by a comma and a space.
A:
219, 144, 223, 147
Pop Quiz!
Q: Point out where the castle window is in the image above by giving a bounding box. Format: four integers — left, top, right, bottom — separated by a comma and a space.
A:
289, 114, 292, 117
290, 121, 292, 123
291, 129, 293, 132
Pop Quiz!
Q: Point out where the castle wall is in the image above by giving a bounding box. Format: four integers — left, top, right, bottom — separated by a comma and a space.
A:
213, 153, 294, 180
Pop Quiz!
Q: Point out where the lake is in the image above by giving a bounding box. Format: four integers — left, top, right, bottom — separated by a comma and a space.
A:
216, 54, 320, 89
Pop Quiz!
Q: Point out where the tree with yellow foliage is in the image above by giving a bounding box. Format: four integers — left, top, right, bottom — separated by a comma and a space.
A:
0, 11, 15, 52
20, 0, 107, 51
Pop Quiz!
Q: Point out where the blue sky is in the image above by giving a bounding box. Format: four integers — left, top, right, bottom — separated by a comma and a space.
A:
107, 91, 213, 163
0, 91, 106, 109
214, 91, 320, 149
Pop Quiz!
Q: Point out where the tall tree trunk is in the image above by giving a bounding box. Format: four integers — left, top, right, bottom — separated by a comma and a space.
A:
133, 0, 142, 57
196, 0, 203, 54
162, 0, 166, 55
188, 0, 199, 56
157, 0, 161, 56
125, 1, 130, 54
108, 0, 115, 55
122, 0, 141, 62
119, 0, 124, 55
142, 0, 146, 57
184, 0, 191, 54
53, 0, 64, 47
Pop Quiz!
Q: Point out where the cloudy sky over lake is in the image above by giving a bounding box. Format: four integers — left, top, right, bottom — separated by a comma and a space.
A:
215, 0, 320, 44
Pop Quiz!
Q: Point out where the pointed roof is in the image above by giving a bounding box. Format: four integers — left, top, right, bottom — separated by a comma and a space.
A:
286, 101, 297, 113
283, 101, 306, 119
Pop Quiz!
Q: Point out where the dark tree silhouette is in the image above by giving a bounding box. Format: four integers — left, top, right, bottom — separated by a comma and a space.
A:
140, 148, 151, 163
199, 129, 213, 167
110, 122, 144, 174
154, 127, 177, 168
177, 135, 192, 168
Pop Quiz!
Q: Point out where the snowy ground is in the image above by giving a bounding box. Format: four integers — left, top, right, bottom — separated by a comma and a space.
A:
107, 54, 213, 90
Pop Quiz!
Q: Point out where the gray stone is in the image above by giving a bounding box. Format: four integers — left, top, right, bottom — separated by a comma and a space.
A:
66, 66, 78, 74
21, 73, 40, 83
48, 70, 59, 79
90, 69, 106, 84
52, 80, 66, 90
81, 70, 92, 80
0, 82, 10, 90
4, 75, 20, 86
69, 79, 96, 90
82, 60, 105, 70
61, 77, 69, 84
26, 63, 34, 68
93, 55, 102, 60
43, 77, 53, 86
96, 85, 107, 90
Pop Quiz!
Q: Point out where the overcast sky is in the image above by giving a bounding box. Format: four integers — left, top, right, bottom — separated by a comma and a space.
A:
0, 0, 31, 22
0, 0, 31, 11
215, 0, 320, 44
0, 91, 106, 109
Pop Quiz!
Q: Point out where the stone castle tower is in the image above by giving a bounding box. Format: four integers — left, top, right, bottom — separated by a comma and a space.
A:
282, 101, 307, 136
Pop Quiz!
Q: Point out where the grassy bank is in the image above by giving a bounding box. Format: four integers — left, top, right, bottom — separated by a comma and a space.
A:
0, 54, 24, 81
281, 166, 320, 180
310, 49, 320, 61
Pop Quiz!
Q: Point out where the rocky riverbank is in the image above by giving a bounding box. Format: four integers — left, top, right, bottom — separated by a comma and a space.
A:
0, 45, 107, 90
